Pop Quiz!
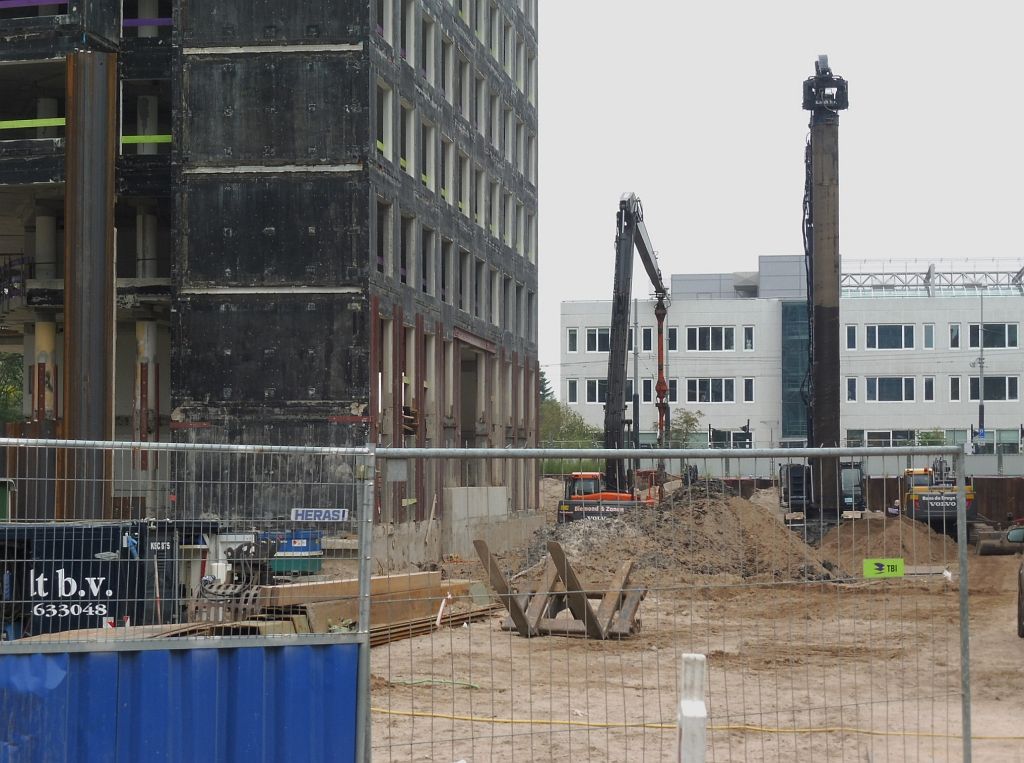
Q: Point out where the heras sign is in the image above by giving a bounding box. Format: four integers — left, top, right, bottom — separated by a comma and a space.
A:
290, 508, 350, 522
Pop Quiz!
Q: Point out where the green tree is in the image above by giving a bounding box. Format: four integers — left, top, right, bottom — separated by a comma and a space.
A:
0, 352, 23, 422
917, 429, 946, 446
540, 399, 600, 445
539, 369, 554, 401
666, 408, 704, 447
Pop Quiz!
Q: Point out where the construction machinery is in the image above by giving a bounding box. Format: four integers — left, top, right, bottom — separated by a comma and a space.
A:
902, 460, 975, 529
557, 470, 658, 523
604, 193, 670, 493
779, 461, 865, 511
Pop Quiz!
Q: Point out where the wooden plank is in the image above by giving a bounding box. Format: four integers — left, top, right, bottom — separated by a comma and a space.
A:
546, 541, 604, 640
474, 539, 533, 637
261, 571, 441, 608
524, 558, 560, 631
609, 588, 646, 637
302, 586, 446, 633
595, 559, 634, 633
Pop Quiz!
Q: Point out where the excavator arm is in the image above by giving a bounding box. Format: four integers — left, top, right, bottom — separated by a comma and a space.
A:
604, 193, 669, 492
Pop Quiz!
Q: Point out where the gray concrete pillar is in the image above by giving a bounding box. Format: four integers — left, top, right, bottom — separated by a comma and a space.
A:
136, 210, 158, 278
136, 95, 158, 156
36, 97, 59, 139
34, 321, 57, 420
138, 0, 159, 38
34, 213, 57, 279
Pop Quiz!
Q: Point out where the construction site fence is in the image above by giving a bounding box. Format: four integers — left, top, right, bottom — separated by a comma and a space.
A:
0, 437, 376, 762
370, 444, 980, 763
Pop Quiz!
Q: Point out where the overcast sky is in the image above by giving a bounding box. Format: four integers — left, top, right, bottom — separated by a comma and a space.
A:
536, 1, 1024, 393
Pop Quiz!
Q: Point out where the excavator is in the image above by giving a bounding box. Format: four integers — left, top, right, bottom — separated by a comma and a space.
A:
557, 194, 671, 523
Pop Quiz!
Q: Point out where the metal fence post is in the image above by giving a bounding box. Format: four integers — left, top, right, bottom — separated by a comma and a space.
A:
355, 447, 376, 763
954, 448, 972, 762
677, 653, 707, 763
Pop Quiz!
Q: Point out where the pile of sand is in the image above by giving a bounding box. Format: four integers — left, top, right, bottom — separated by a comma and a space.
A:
818, 515, 958, 573
517, 482, 835, 587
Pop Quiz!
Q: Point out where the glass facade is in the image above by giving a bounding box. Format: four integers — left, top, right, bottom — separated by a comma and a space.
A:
781, 301, 808, 440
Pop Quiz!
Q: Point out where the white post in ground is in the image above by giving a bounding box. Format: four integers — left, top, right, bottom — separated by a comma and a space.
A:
677, 653, 707, 763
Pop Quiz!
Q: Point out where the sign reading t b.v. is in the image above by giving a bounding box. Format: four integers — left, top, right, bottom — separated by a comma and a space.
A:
863, 558, 905, 578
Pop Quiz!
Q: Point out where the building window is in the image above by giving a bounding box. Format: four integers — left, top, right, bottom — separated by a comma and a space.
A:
567, 328, 578, 353
475, 75, 486, 133
743, 378, 754, 403
441, 38, 453, 101
743, 326, 754, 351
969, 323, 1018, 349
641, 327, 653, 352
375, 0, 393, 43
375, 82, 393, 160
567, 379, 578, 404
924, 376, 934, 401
399, 216, 414, 285
420, 121, 435, 190
400, 102, 414, 174
846, 325, 856, 350
668, 379, 678, 403
440, 239, 452, 303
586, 328, 610, 353
420, 227, 434, 294
924, 324, 934, 349
459, 57, 471, 118
458, 152, 470, 215
686, 326, 735, 352
866, 324, 914, 350
969, 376, 1019, 401
950, 376, 960, 401
686, 378, 735, 403
866, 376, 914, 402
440, 137, 453, 203
473, 167, 485, 226
667, 327, 678, 352
421, 15, 435, 82
401, 0, 415, 61
458, 249, 470, 311
625, 379, 633, 401
642, 378, 653, 403
376, 199, 391, 274
586, 378, 607, 404
846, 377, 856, 401
627, 328, 633, 352
949, 323, 960, 349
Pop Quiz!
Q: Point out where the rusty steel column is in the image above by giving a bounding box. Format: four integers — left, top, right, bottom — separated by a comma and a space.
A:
803, 55, 848, 512
63, 51, 117, 519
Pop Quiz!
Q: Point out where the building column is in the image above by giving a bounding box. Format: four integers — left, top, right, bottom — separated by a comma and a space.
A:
34, 321, 57, 421
36, 97, 59, 139
138, 0, 160, 38
136, 95, 158, 156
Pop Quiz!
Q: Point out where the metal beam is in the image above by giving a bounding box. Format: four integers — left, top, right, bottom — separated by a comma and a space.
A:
62, 50, 116, 519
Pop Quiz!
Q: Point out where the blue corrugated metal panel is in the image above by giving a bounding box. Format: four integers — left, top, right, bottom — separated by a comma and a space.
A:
0, 644, 359, 763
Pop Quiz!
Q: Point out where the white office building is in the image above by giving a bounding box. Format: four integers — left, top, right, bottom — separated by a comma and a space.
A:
559, 256, 1024, 454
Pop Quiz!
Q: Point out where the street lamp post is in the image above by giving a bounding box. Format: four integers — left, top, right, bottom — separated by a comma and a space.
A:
970, 286, 986, 452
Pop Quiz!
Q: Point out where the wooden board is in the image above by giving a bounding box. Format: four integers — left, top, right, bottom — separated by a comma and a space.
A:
547, 541, 604, 640
302, 586, 446, 633
595, 560, 634, 634
260, 571, 441, 607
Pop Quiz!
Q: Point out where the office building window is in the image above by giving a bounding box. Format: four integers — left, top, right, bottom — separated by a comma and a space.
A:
846, 377, 856, 401
567, 379, 577, 404
567, 328, 578, 353
949, 324, 960, 349
667, 327, 678, 352
846, 325, 856, 350
686, 326, 735, 351
586, 328, 610, 353
586, 378, 607, 404
969, 376, 1019, 401
866, 324, 914, 350
642, 327, 653, 352
686, 378, 735, 403
743, 378, 754, 402
924, 376, 934, 401
969, 323, 1018, 349
668, 379, 678, 403
950, 376, 960, 401
866, 376, 914, 402
743, 326, 754, 351
924, 324, 934, 349
642, 378, 653, 403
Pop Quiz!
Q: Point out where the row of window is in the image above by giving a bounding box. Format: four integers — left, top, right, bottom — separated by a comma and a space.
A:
567, 325, 757, 353
375, 0, 537, 110
567, 377, 757, 405
376, 83, 537, 261
846, 429, 1022, 454
845, 322, 1018, 350
845, 375, 1019, 402
375, 199, 535, 339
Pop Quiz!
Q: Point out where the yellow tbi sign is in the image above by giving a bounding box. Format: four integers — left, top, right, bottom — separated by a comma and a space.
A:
863, 558, 905, 578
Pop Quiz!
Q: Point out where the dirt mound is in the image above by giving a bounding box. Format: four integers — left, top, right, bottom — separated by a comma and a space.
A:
517, 482, 834, 587
818, 515, 958, 573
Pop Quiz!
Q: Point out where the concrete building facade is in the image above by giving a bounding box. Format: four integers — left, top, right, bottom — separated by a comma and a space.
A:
0, 0, 539, 531
560, 256, 1024, 454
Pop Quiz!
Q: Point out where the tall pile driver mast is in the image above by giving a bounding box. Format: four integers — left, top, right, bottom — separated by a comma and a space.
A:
604, 194, 669, 492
